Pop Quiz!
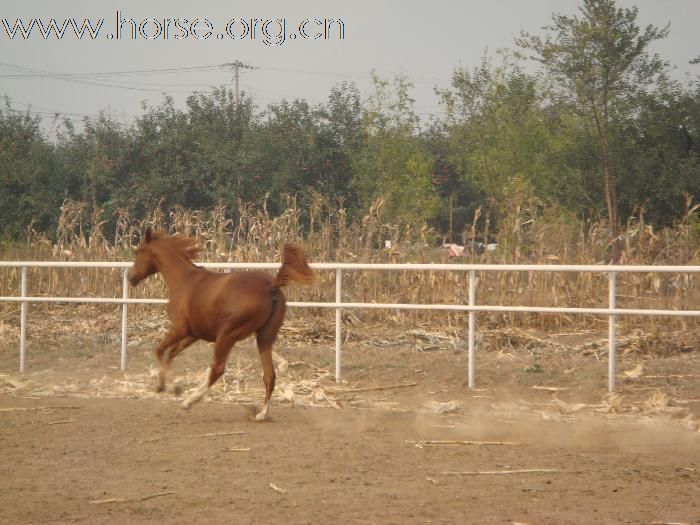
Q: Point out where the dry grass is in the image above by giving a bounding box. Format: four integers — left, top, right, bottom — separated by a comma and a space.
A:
1, 197, 699, 338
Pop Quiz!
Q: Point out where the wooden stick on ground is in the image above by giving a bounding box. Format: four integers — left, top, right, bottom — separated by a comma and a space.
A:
0, 406, 82, 412
441, 469, 558, 475
637, 375, 700, 379
269, 483, 287, 494
140, 437, 163, 444
89, 492, 177, 504
90, 498, 127, 504
328, 382, 417, 394
141, 492, 176, 501
186, 431, 247, 438
406, 440, 519, 446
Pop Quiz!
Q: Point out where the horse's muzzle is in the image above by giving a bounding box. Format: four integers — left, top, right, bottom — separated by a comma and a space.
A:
127, 269, 141, 287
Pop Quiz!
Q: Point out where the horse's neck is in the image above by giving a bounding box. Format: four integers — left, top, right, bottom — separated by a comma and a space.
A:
156, 251, 198, 290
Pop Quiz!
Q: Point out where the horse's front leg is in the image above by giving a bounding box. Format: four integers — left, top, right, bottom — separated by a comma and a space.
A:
165, 336, 197, 394
154, 332, 195, 393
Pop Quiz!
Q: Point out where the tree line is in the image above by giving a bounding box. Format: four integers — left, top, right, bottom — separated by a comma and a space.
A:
1, 0, 698, 249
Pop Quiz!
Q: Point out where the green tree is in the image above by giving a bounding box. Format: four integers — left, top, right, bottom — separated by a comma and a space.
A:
185, 88, 256, 206
438, 55, 572, 239
57, 113, 131, 229
124, 96, 200, 215
246, 98, 326, 214
613, 79, 700, 225
316, 82, 363, 205
351, 74, 438, 227
517, 0, 670, 240
0, 100, 63, 238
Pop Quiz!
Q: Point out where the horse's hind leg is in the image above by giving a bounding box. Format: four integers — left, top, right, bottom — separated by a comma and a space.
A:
255, 341, 276, 421
254, 299, 285, 421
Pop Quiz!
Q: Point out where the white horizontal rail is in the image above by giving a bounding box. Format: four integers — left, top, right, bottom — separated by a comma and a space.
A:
1, 260, 700, 272
2, 261, 699, 392
0, 296, 698, 318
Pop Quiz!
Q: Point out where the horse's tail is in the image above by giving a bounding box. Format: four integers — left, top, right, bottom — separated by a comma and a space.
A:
271, 244, 314, 289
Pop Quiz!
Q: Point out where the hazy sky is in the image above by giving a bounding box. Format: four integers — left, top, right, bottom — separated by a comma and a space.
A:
1, 0, 698, 132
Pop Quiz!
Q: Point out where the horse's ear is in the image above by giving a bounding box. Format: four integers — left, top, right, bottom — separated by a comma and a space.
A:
145, 227, 152, 243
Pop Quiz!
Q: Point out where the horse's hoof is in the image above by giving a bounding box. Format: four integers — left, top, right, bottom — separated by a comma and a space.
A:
255, 411, 267, 422
182, 400, 192, 410
172, 384, 184, 396
155, 384, 165, 393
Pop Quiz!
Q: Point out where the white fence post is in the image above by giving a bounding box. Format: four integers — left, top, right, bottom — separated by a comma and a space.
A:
19, 266, 27, 373
608, 271, 617, 392
121, 269, 129, 371
335, 268, 342, 382
468, 270, 476, 389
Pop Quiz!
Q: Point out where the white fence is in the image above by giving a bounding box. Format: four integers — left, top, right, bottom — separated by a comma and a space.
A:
1, 261, 699, 392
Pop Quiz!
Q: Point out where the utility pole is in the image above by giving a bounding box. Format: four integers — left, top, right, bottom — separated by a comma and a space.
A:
224, 61, 255, 105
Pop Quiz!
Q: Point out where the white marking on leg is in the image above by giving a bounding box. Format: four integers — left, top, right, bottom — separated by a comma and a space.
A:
182, 368, 211, 410
255, 402, 269, 421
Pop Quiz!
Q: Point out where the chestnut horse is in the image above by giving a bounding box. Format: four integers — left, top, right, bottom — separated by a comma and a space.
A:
127, 229, 314, 421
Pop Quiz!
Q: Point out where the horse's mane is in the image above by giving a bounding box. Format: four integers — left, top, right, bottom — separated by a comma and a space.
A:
150, 231, 202, 262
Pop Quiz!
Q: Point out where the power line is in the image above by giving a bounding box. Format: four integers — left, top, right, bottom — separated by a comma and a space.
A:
0, 62, 226, 78
255, 64, 452, 85
0, 62, 223, 94
0, 61, 451, 96
2, 60, 446, 124
6, 100, 134, 121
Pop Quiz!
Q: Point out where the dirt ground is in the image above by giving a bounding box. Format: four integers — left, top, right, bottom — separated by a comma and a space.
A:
1, 317, 699, 525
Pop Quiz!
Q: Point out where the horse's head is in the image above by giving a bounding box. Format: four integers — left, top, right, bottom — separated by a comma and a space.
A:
127, 228, 158, 286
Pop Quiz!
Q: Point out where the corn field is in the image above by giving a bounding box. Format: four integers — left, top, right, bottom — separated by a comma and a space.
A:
1, 197, 699, 337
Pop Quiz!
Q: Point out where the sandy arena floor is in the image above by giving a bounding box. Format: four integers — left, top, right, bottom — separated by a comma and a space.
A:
1, 320, 699, 524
